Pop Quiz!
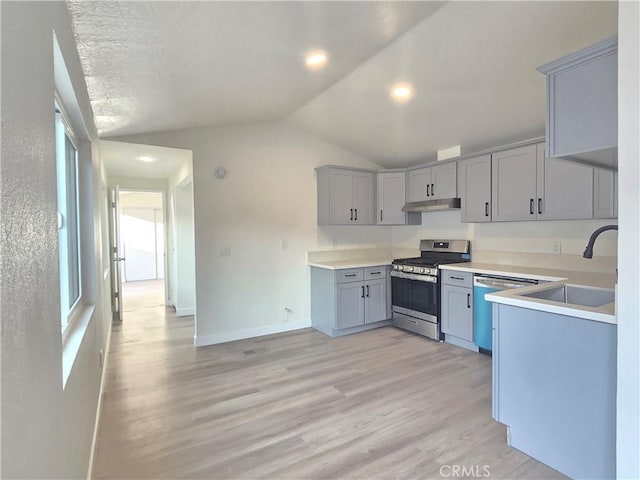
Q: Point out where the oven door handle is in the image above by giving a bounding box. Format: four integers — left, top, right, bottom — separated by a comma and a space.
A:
390, 271, 438, 283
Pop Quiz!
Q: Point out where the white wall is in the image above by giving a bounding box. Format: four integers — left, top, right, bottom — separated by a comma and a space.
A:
616, 2, 640, 477
173, 181, 196, 316
114, 122, 391, 343
1, 2, 109, 478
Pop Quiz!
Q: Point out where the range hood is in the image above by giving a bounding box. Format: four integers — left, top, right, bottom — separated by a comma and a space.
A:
402, 198, 461, 213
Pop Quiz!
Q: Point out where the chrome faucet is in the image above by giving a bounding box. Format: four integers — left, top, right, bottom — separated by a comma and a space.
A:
583, 225, 618, 259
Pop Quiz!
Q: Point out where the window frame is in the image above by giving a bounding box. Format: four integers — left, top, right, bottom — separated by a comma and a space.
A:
55, 95, 83, 336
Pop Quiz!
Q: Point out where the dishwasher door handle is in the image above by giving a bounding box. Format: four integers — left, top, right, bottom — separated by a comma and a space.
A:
474, 277, 536, 289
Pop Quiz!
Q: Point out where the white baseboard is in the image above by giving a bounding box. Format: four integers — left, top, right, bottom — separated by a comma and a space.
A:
176, 307, 195, 316
194, 321, 311, 347
86, 322, 112, 480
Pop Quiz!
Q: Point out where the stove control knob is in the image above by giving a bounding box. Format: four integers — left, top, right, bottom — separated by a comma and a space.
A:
419, 268, 427, 274
405, 266, 414, 273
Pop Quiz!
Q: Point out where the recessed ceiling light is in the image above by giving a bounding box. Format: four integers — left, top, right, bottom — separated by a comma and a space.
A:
136, 156, 155, 163
390, 83, 414, 102
305, 50, 328, 70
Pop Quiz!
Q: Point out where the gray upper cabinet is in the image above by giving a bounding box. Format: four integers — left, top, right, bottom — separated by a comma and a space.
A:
538, 37, 617, 165
407, 162, 457, 202
492, 142, 594, 222
377, 172, 408, 225
539, 146, 593, 220
492, 144, 539, 221
459, 154, 492, 223
593, 168, 617, 218
317, 167, 375, 225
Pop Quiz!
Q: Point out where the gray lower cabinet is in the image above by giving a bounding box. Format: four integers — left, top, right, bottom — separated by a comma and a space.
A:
492, 302, 616, 479
538, 37, 617, 163
440, 270, 475, 351
441, 285, 473, 340
311, 266, 391, 337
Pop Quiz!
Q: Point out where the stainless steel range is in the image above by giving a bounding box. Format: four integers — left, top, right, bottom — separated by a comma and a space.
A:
391, 239, 471, 340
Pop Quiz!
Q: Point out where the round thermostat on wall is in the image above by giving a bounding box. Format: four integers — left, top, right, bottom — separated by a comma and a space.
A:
214, 167, 226, 179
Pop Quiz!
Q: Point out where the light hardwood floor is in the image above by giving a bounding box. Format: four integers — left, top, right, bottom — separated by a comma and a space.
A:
94, 290, 566, 479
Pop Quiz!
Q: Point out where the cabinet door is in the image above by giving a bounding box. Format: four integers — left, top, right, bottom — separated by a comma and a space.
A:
459, 155, 491, 223
329, 169, 353, 224
430, 162, 457, 200
364, 278, 387, 324
407, 167, 431, 202
352, 171, 374, 225
441, 285, 473, 341
547, 47, 617, 158
539, 150, 593, 220
336, 282, 365, 329
593, 168, 616, 219
491, 144, 538, 222
377, 172, 406, 225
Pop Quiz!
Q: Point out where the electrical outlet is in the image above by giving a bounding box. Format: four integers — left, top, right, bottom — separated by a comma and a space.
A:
280, 240, 288, 250
218, 247, 231, 257
552, 240, 562, 254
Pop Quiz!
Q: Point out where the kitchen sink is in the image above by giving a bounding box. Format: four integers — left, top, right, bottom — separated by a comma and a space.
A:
522, 284, 615, 308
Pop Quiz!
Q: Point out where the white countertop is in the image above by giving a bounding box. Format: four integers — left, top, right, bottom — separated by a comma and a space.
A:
308, 258, 393, 270
441, 263, 616, 324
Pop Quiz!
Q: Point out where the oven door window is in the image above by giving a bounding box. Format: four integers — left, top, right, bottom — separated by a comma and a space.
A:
392, 276, 437, 317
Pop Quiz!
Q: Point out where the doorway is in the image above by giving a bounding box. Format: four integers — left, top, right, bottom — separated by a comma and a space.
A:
118, 190, 166, 315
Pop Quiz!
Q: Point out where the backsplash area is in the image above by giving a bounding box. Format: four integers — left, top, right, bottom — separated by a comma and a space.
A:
392, 211, 617, 273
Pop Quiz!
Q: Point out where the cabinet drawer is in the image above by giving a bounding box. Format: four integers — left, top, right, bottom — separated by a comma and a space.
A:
364, 266, 388, 280
442, 270, 473, 287
335, 268, 364, 284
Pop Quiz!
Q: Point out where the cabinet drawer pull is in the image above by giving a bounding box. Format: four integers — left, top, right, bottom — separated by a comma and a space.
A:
344, 274, 357, 277
450, 276, 465, 281
538, 198, 543, 215
467, 293, 471, 308
370, 271, 381, 275
530, 198, 534, 215
485, 202, 489, 217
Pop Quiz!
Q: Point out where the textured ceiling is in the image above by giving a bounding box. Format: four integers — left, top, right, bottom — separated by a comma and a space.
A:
69, 1, 617, 169
100, 140, 191, 180
68, 1, 443, 138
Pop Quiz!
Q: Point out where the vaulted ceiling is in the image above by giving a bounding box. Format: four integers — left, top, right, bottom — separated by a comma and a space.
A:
69, 1, 617, 168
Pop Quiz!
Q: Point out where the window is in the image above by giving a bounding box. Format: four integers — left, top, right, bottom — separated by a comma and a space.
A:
55, 99, 82, 329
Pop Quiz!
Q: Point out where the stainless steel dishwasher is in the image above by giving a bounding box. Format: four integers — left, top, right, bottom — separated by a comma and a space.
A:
473, 275, 538, 354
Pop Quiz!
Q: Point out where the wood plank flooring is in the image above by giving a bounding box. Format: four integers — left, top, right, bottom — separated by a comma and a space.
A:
94, 285, 566, 479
